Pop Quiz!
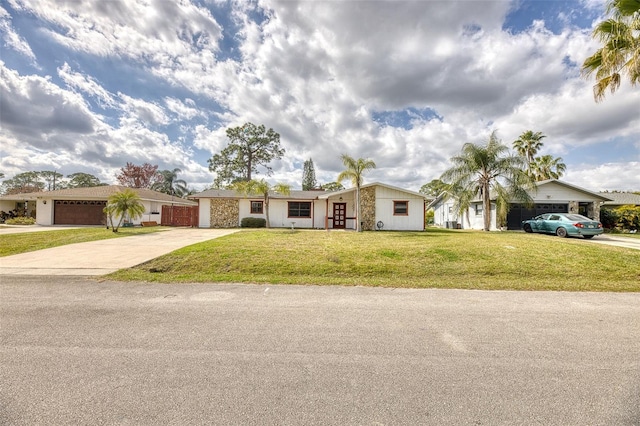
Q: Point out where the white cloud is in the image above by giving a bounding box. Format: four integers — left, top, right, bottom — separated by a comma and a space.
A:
567, 162, 640, 191
2, 0, 639, 193
117, 93, 170, 127
58, 63, 117, 108
164, 97, 206, 121
0, 5, 36, 63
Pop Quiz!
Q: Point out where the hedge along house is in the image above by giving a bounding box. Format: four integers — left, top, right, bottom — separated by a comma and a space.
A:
428, 179, 613, 231
190, 182, 428, 231
0, 185, 198, 226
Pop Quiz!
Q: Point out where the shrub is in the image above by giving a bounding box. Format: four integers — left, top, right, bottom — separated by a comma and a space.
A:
5, 217, 36, 225
600, 208, 619, 229
241, 217, 266, 228
425, 209, 435, 226
615, 205, 640, 230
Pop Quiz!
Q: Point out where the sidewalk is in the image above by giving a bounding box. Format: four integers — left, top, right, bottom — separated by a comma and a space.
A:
0, 228, 240, 276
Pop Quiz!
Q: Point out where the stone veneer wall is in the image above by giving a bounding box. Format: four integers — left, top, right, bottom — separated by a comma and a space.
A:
588, 203, 601, 221
568, 201, 579, 215
209, 199, 239, 228
569, 200, 601, 220
360, 187, 376, 231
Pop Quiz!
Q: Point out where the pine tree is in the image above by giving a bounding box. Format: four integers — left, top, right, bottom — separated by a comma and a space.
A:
302, 158, 317, 190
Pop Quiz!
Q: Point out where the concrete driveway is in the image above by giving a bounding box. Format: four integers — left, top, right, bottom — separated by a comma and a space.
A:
586, 234, 640, 250
0, 227, 239, 275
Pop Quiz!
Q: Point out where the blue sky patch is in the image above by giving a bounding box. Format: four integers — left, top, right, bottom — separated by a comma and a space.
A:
372, 107, 442, 130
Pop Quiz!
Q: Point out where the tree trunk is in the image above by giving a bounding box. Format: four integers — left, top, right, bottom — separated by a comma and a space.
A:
483, 183, 491, 231
247, 153, 252, 181
264, 194, 270, 229
356, 185, 362, 232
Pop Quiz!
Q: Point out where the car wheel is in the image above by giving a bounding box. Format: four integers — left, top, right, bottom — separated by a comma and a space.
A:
523, 224, 532, 233
583, 235, 594, 239
556, 227, 568, 238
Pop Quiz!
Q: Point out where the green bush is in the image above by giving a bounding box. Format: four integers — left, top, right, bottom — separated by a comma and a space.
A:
614, 205, 640, 230
425, 209, 435, 226
5, 217, 36, 225
241, 217, 266, 228
600, 208, 619, 229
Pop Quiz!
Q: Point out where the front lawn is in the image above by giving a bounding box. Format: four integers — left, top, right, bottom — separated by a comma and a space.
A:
608, 232, 640, 239
0, 226, 169, 257
108, 229, 640, 292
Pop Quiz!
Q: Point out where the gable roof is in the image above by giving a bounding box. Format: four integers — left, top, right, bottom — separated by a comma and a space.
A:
0, 185, 196, 205
190, 182, 427, 202
598, 192, 640, 206
317, 182, 427, 200
536, 179, 613, 202
189, 189, 324, 200
425, 179, 613, 209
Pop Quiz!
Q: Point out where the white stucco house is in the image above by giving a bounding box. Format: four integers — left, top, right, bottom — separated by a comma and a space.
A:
428, 179, 613, 231
190, 182, 428, 231
0, 185, 197, 226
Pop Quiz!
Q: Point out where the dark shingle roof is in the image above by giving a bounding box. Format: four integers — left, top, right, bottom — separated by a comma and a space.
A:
599, 192, 640, 206
0, 185, 196, 205
190, 189, 326, 200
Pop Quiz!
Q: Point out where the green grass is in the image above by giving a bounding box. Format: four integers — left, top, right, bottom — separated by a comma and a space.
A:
0, 226, 169, 257
614, 233, 640, 239
108, 229, 640, 292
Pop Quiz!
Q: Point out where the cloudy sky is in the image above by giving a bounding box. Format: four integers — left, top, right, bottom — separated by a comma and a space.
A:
1, 0, 639, 192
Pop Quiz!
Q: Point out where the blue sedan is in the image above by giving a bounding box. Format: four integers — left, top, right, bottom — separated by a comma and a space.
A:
522, 213, 603, 239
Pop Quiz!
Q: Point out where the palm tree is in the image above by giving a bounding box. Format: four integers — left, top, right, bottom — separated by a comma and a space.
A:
441, 131, 536, 231
232, 179, 291, 228
513, 131, 546, 166
103, 189, 145, 232
152, 168, 188, 197
581, 0, 640, 102
337, 154, 376, 232
531, 155, 567, 181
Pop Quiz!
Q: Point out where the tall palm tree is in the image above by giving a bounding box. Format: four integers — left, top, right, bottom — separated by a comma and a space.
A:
337, 154, 376, 232
152, 168, 188, 197
103, 189, 145, 232
531, 155, 567, 181
582, 0, 640, 102
513, 130, 546, 166
441, 132, 536, 231
232, 179, 291, 228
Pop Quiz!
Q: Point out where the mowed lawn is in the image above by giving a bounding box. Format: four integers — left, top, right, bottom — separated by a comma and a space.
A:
109, 229, 640, 292
0, 226, 169, 257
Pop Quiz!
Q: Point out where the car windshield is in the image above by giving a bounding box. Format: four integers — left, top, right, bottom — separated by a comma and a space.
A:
565, 214, 591, 221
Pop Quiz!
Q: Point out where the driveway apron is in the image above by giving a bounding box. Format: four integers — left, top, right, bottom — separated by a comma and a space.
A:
585, 235, 640, 251
0, 228, 239, 276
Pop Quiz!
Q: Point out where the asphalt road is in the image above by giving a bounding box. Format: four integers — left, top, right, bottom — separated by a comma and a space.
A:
1, 277, 639, 425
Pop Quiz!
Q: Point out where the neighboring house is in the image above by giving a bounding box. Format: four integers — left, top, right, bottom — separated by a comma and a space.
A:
598, 192, 640, 209
190, 182, 428, 231
0, 185, 197, 226
428, 179, 613, 231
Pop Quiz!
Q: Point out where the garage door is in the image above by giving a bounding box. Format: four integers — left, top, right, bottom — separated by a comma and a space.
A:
54, 200, 106, 225
507, 203, 568, 230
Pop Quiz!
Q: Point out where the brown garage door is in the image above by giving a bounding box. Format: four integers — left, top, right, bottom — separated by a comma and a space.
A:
54, 200, 106, 225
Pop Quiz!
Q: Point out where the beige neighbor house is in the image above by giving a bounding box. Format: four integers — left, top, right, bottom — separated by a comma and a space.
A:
0, 185, 197, 226
428, 179, 613, 231
190, 182, 428, 231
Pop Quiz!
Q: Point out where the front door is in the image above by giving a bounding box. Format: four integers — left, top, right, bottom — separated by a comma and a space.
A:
333, 203, 346, 229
